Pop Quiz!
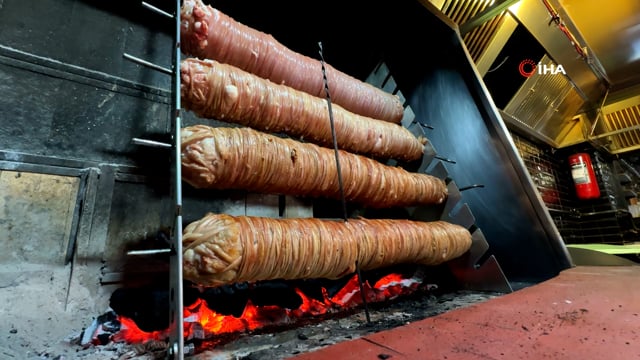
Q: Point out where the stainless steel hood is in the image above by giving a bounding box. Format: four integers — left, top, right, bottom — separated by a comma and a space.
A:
428, 0, 640, 152
558, 0, 640, 95
497, 0, 607, 149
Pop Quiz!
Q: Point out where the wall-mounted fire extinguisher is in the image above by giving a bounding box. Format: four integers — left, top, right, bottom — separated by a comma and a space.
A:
568, 153, 600, 200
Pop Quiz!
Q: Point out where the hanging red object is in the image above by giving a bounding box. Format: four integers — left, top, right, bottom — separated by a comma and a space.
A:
568, 153, 600, 200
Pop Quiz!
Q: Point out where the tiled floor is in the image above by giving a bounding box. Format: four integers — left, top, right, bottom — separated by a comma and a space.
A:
293, 266, 640, 359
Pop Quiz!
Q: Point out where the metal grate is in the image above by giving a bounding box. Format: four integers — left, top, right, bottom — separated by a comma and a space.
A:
462, 10, 506, 61
505, 56, 576, 130
434, 0, 506, 62
441, 0, 493, 24
604, 104, 640, 153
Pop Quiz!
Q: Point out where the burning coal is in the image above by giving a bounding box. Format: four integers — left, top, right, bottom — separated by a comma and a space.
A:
101, 272, 426, 348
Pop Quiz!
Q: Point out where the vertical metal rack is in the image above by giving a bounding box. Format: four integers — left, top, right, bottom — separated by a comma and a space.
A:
124, 1, 184, 358
168, 0, 185, 356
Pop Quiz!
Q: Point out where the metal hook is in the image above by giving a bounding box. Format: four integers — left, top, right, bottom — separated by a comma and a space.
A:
434, 155, 456, 164
411, 120, 434, 130
459, 184, 485, 192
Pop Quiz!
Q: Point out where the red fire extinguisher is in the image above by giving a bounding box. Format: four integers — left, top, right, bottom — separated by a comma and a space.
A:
568, 153, 600, 200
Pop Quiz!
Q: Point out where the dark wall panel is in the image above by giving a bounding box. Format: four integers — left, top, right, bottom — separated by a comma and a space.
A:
0, 0, 173, 90
0, 61, 170, 166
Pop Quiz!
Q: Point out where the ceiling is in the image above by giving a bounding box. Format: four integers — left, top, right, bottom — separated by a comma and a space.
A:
558, 0, 640, 94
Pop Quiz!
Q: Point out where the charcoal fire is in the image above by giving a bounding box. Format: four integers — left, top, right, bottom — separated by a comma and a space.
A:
105, 269, 432, 353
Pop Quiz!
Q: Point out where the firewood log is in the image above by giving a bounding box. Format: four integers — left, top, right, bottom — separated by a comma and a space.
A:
183, 213, 472, 286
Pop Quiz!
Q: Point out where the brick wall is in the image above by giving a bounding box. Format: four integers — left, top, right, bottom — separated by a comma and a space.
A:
511, 133, 637, 244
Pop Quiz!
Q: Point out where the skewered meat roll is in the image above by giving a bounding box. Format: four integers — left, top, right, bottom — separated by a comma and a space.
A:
183, 213, 472, 286
180, 0, 405, 123
181, 58, 424, 162
181, 125, 447, 209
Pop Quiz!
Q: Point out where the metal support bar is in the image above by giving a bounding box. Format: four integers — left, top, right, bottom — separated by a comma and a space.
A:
459, 0, 520, 35
74, 168, 100, 262
127, 248, 172, 255
123, 53, 172, 75
590, 124, 640, 140
142, 1, 174, 18
132, 138, 172, 148
0, 45, 170, 102
167, 0, 185, 357
65, 170, 90, 264
434, 155, 457, 164
0, 160, 84, 177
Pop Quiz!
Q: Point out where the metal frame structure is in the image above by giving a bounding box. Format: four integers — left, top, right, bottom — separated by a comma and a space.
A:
122, 1, 184, 357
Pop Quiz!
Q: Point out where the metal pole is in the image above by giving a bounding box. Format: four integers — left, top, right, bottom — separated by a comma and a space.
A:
167, 0, 184, 357
318, 42, 371, 325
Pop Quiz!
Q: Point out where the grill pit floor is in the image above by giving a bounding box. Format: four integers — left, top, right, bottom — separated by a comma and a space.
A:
7, 265, 637, 359
190, 291, 497, 359
292, 266, 640, 360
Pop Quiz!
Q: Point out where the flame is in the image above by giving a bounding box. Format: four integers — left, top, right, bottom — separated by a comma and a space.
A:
112, 317, 168, 344
114, 273, 421, 345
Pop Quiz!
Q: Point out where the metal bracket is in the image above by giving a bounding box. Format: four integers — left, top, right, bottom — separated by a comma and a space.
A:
448, 229, 513, 293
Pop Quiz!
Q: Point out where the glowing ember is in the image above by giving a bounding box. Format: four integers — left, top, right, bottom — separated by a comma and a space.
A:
114, 273, 422, 345
112, 317, 168, 344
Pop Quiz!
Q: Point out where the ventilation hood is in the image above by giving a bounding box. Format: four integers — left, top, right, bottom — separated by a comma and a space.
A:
433, 0, 640, 152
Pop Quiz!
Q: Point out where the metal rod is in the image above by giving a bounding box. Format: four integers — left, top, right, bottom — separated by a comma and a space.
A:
434, 155, 457, 164
141, 1, 174, 18
65, 170, 89, 264
590, 124, 640, 140
318, 43, 348, 222
579, 209, 629, 217
412, 120, 434, 130
123, 53, 172, 74
619, 159, 640, 179
127, 248, 172, 255
132, 138, 172, 148
355, 260, 371, 324
459, 184, 485, 192
589, 88, 609, 137
319, 42, 371, 325
168, 0, 184, 357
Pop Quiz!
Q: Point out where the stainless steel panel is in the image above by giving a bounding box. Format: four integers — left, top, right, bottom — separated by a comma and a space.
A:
558, 0, 640, 93
503, 55, 586, 147
381, 0, 573, 282
510, 0, 607, 106
599, 96, 640, 154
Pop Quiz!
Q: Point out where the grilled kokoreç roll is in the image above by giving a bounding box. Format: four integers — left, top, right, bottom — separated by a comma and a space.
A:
181, 125, 447, 209
183, 213, 472, 286
181, 58, 425, 162
180, 0, 404, 123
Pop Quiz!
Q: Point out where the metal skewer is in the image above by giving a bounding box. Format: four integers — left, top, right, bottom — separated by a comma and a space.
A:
411, 120, 434, 130
123, 53, 172, 75
434, 155, 457, 164
132, 138, 172, 148
142, 1, 174, 18
318, 42, 371, 325
127, 248, 172, 255
459, 184, 485, 192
